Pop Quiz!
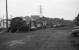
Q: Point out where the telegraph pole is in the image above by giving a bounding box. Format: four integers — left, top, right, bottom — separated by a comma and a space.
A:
40, 5, 42, 17
3, 15, 4, 27
6, 0, 8, 29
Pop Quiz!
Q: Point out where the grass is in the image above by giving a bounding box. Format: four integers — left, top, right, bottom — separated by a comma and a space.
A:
0, 27, 78, 50
0, 27, 72, 44
69, 35, 79, 50
0, 29, 50, 50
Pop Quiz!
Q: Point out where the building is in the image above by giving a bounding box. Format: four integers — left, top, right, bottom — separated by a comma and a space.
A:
0, 19, 11, 28
31, 15, 40, 20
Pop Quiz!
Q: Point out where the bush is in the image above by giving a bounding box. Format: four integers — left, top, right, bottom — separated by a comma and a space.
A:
8, 17, 30, 33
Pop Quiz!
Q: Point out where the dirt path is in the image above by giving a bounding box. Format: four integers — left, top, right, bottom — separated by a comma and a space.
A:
0, 28, 76, 50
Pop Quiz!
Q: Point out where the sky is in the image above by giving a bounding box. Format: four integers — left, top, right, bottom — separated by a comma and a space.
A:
0, 0, 79, 20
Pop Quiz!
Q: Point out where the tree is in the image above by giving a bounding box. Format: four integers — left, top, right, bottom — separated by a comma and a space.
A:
74, 14, 79, 26
9, 17, 30, 32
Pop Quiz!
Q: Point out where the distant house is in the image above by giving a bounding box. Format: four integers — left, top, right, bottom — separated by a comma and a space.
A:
0, 19, 11, 28
31, 15, 40, 20
36, 17, 49, 25
22, 16, 31, 24
36, 17, 48, 22
23, 16, 31, 21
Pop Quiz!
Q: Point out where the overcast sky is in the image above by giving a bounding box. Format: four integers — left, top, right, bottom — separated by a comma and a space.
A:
0, 0, 79, 20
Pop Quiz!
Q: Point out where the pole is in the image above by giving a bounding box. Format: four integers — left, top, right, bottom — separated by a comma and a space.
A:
40, 5, 42, 17
6, 0, 8, 29
3, 15, 4, 28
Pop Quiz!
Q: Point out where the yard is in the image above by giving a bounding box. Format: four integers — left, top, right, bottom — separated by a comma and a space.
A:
0, 27, 78, 50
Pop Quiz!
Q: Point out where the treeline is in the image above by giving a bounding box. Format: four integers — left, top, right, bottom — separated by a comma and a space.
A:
73, 14, 79, 26
7, 16, 73, 33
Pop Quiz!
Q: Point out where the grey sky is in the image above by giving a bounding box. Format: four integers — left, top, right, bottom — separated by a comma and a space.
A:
0, 0, 79, 20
